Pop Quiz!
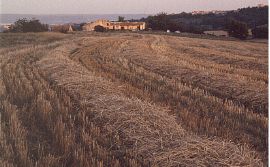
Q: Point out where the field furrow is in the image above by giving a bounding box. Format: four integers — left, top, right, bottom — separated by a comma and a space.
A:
69, 33, 268, 162
0, 32, 268, 166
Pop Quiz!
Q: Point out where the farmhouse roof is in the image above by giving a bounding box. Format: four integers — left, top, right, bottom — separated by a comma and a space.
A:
110, 22, 145, 26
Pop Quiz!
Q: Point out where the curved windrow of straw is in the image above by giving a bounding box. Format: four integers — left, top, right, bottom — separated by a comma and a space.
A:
71, 34, 267, 161
36, 45, 263, 166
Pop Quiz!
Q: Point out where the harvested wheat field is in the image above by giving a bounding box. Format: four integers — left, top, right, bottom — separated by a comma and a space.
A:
0, 32, 268, 166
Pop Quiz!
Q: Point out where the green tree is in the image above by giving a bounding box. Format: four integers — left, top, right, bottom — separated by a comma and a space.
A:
145, 13, 203, 33
118, 16, 125, 22
226, 19, 249, 39
10, 18, 48, 33
146, 12, 183, 31
147, 13, 169, 31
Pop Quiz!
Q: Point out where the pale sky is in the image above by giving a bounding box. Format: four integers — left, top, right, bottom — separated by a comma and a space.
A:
1, 0, 268, 14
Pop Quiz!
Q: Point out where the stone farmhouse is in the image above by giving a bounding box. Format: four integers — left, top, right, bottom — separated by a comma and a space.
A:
82, 19, 146, 31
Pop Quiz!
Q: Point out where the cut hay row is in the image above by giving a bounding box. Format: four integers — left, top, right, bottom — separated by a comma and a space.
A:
1, 42, 128, 166
0, 32, 267, 166
117, 35, 268, 114
70, 34, 268, 161
36, 46, 263, 166
152, 36, 267, 83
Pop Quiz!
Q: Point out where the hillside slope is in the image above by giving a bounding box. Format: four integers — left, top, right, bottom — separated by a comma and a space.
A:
0, 32, 267, 166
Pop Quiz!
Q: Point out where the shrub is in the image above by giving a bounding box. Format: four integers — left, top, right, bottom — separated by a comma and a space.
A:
226, 19, 249, 39
118, 16, 125, 22
9, 18, 48, 33
184, 24, 204, 34
252, 25, 268, 39
94, 25, 106, 32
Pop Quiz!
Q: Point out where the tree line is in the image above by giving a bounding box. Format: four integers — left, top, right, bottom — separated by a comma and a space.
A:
140, 6, 268, 39
6, 18, 48, 33
4, 5, 268, 40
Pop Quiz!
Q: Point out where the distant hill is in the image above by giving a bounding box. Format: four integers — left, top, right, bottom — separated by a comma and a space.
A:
140, 6, 268, 31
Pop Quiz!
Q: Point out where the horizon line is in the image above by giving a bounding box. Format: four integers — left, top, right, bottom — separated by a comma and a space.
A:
1, 4, 267, 16
1, 13, 152, 15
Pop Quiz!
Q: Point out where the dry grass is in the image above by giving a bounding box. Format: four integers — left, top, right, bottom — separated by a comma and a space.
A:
0, 32, 267, 166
